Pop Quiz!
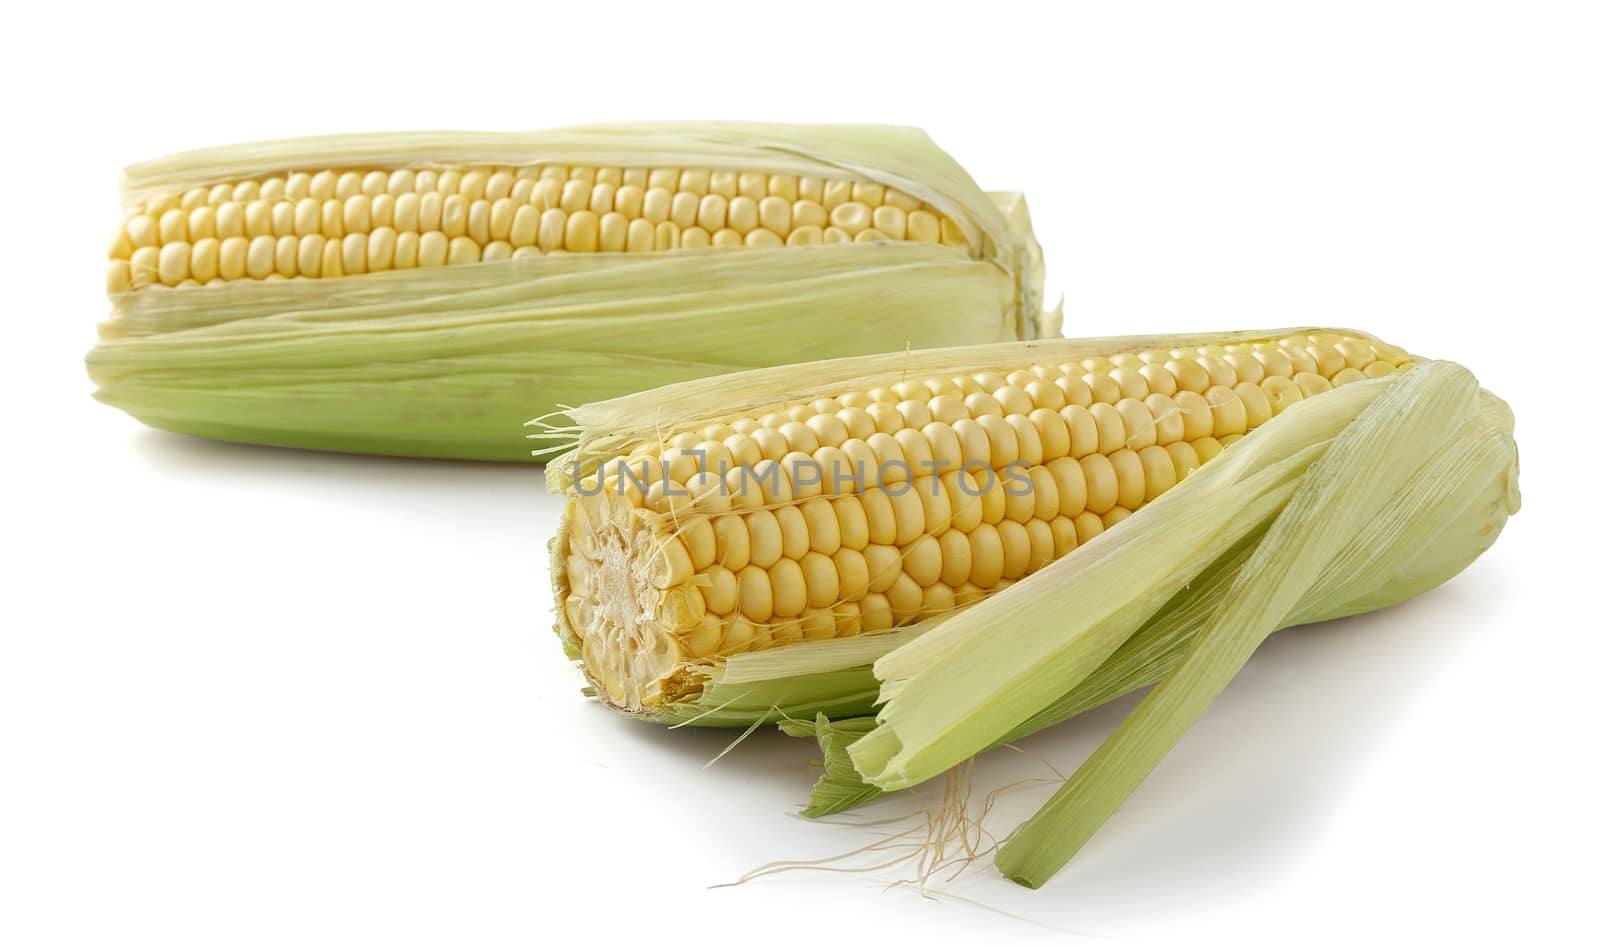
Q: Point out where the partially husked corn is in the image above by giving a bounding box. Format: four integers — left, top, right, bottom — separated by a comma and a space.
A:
107, 164, 971, 292
550, 329, 1416, 712
88, 124, 1050, 460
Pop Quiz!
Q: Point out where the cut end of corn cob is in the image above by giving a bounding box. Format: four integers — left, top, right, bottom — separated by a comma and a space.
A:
548, 329, 1417, 714
89, 124, 1049, 460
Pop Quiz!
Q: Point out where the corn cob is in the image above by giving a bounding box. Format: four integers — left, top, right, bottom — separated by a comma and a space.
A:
546, 328, 1416, 715
88, 123, 1049, 460
547, 327, 1517, 890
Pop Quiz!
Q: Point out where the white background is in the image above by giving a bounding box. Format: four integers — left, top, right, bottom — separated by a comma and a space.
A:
3, 2, 1596, 944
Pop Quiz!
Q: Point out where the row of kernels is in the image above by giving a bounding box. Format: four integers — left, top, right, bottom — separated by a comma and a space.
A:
920, 385, 1266, 443
664, 482, 945, 577
140, 165, 944, 220
527, 167, 893, 206
624, 394, 1270, 503
109, 230, 554, 289
677, 586, 958, 659
117, 196, 657, 252
692, 554, 925, 629
144, 166, 608, 215
640, 335, 1406, 469
858, 335, 1396, 405
145, 167, 530, 215
843, 356, 1238, 410
118, 217, 839, 291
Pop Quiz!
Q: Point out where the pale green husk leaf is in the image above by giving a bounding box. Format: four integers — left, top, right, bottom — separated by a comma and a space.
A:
996, 361, 1502, 886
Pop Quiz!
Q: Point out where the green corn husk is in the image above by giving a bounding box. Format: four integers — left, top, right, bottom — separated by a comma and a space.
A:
88, 123, 1050, 461
996, 361, 1510, 886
